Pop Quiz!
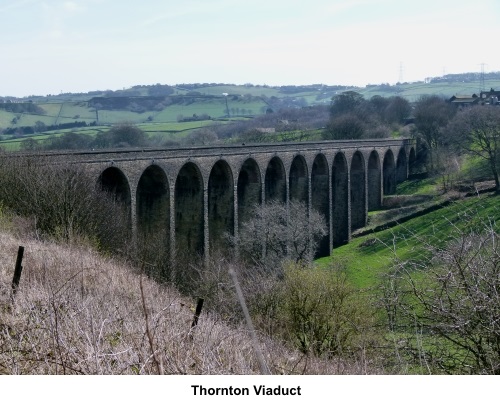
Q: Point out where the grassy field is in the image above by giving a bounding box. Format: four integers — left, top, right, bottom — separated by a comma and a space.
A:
0, 119, 243, 151
317, 192, 500, 289
3, 77, 497, 130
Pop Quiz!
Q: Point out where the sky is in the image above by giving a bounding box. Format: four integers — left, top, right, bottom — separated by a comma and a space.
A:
1, 0, 500, 97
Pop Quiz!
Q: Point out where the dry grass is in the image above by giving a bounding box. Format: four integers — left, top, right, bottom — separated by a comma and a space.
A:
0, 231, 373, 375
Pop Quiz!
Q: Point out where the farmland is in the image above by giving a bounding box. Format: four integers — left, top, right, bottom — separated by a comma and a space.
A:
2, 73, 500, 151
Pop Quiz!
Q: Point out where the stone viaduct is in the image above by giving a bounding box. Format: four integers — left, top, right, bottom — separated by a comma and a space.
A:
52, 138, 416, 259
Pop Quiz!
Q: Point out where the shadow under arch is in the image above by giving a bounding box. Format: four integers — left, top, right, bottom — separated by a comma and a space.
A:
383, 149, 396, 195
368, 150, 381, 211
98, 166, 132, 227
136, 164, 170, 253
237, 158, 262, 229
265, 156, 286, 203
332, 152, 349, 246
350, 151, 366, 231
289, 154, 308, 204
396, 147, 408, 184
175, 162, 204, 256
208, 159, 234, 251
311, 153, 330, 257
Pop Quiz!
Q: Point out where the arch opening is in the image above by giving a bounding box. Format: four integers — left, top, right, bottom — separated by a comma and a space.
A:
311, 154, 330, 257
99, 166, 131, 205
396, 148, 408, 184
368, 151, 382, 211
237, 158, 261, 229
289, 155, 308, 204
265, 156, 286, 203
208, 160, 234, 252
98, 166, 131, 227
383, 149, 396, 195
350, 151, 367, 231
332, 153, 349, 246
136, 165, 170, 253
175, 162, 204, 256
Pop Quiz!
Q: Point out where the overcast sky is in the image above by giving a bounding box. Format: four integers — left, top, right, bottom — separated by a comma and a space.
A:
1, 0, 499, 97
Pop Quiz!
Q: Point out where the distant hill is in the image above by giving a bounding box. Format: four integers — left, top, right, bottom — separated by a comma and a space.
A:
2, 71, 500, 144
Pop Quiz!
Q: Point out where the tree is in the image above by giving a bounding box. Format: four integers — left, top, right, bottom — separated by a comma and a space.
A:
44, 132, 93, 150
446, 105, 500, 192
34, 120, 47, 133
386, 225, 500, 374
233, 200, 327, 270
384, 96, 411, 124
330, 91, 365, 116
413, 95, 455, 171
324, 113, 365, 140
93, 123, 147, 148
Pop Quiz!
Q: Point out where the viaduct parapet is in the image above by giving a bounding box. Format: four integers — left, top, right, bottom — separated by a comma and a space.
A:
45, 138, 416, 259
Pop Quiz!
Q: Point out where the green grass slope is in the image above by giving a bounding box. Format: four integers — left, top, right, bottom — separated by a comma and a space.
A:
317, 193, 500, 289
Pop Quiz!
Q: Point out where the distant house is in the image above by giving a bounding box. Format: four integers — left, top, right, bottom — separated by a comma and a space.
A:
479, 88, 500, 105
448, 94, 480, 107
449, 89, 500, 107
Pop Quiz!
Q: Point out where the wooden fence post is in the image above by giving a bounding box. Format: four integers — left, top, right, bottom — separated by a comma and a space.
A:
190, 298, 204, 329
11, 246, 25, 297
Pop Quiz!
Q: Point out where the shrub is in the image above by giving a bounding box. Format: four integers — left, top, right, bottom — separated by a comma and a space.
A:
0, 155, 130, 252
268, 262, 375, 357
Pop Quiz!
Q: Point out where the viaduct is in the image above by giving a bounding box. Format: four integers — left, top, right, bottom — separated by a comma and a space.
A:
51, 138, 416, 259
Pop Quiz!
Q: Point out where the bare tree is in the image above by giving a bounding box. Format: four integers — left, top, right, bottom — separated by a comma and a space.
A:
446, 105, 500, 192
413, 95, 455, 171
385, 224, 500, 374
232, 200, 327, 270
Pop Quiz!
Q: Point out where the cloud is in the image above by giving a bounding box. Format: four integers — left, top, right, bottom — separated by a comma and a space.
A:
63, 1, 86, 13
0, 0, 39, 13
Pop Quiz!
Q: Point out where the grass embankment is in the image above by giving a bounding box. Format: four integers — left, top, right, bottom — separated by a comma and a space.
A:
318, 188, 500, 289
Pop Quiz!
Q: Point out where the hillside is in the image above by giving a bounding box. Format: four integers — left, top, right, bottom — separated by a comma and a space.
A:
0, 226, 371, 375
2, 71, 500, 130
318, 189, 500, 289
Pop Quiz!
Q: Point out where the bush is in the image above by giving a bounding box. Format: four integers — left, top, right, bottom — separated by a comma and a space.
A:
0, 155, 130, 252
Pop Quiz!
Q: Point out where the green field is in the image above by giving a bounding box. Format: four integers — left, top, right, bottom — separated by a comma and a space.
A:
317, 193, 500, 289
0, 119, 243, 151
2, 78, 497, 133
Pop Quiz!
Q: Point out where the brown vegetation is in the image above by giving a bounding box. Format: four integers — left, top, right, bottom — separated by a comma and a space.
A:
0, 230, 375, 375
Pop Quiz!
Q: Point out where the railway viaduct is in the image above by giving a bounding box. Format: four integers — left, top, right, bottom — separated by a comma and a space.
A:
53, 138, 416, 259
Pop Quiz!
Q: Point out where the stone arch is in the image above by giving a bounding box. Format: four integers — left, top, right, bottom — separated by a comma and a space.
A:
98, 166, 131, 205
98, 166, 131, 226
396, 147, 408, 184
208, 160, 234, 251
136, 165, 170, 249
311, 153, 330, 257
368, 150, 382, 211
237, 158, 262, 229
289, 154, 308, 204
350, 151, 366, 231
265, 156, 286, 203
332, 152, 349, 246
383, 149, 396, 195
175, 162, 204, 256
